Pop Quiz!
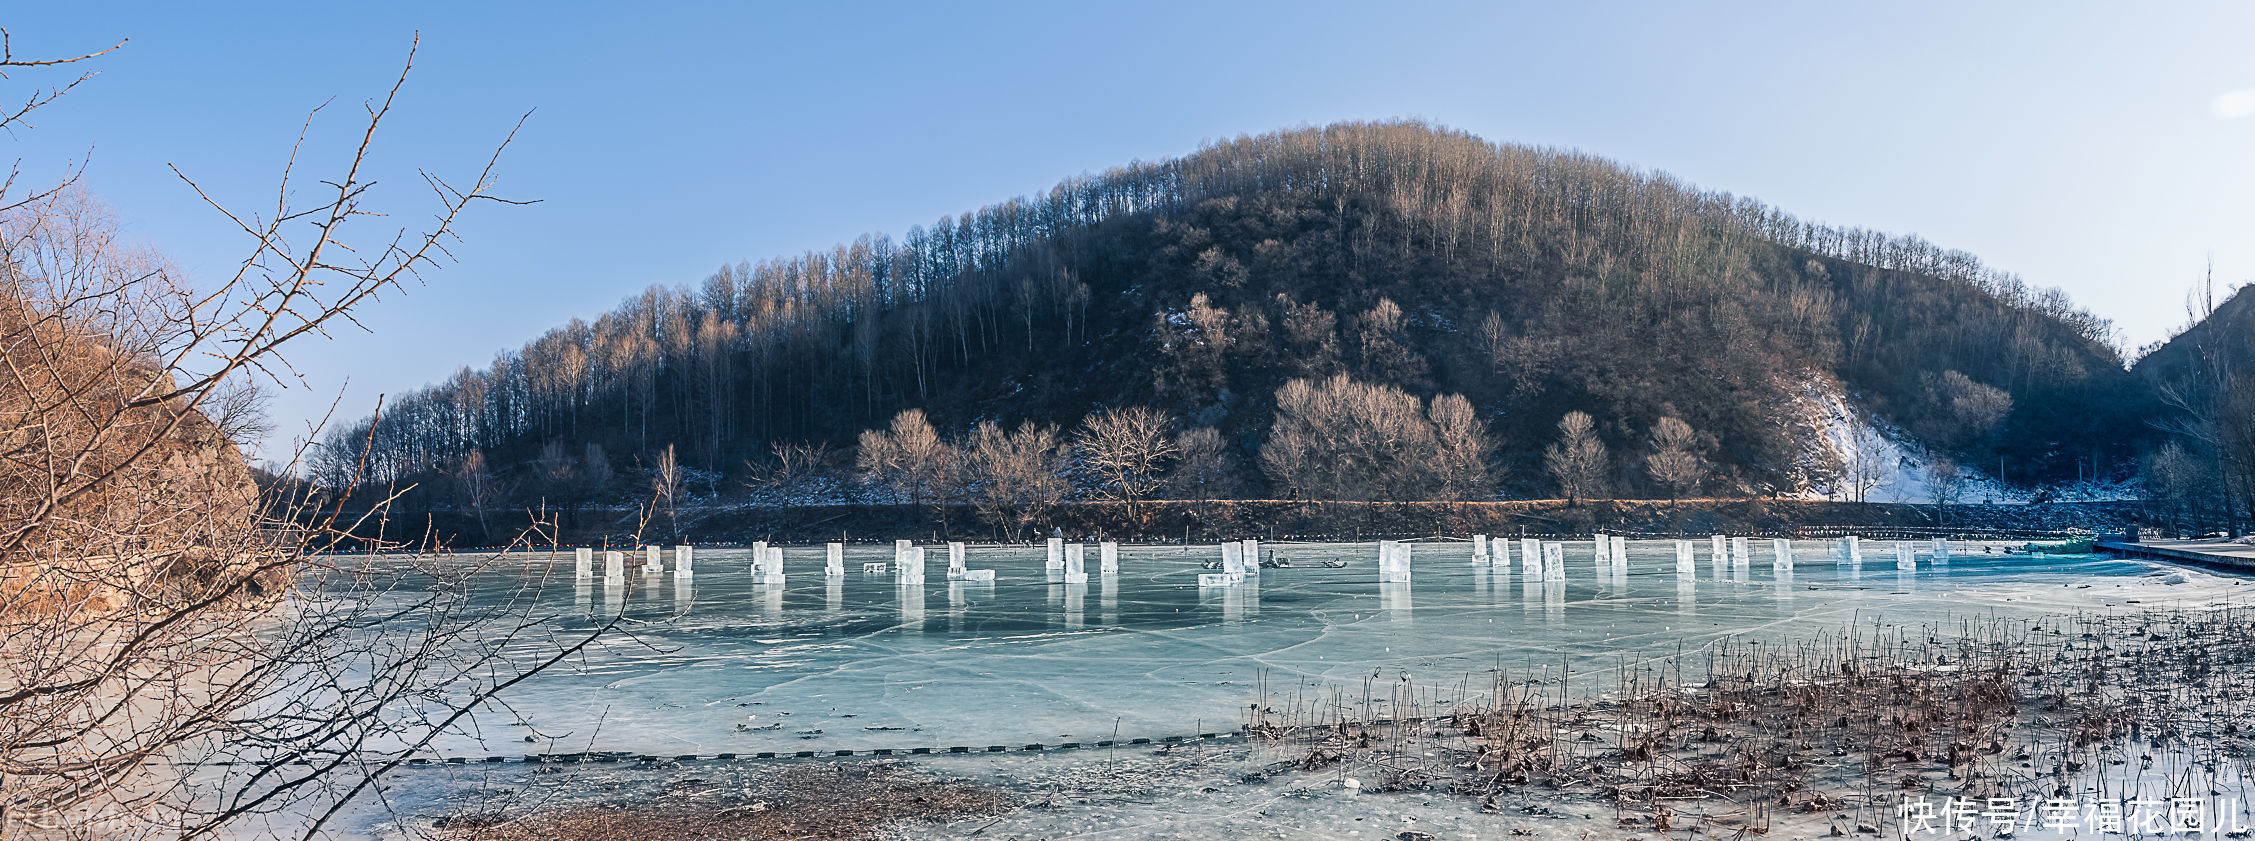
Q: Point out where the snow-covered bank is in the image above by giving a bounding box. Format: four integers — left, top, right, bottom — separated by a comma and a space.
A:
1800, 378, 2138, 505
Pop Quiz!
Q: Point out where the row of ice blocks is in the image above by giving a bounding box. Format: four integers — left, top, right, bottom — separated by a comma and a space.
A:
574, 545, 694, 581
1042, 538, 1124, 578
756, 540, 1128, 583
574, 540, 1138, 584
570, 536, 1956, 592
1197, 539, 1265, 586
1462, 537, 1567, 581
1466, 534, 1955, 571
750, 542, 785, 584
1471, 537, 1792, 579
1277, 535, 1845, 584
1822, 537, 1952, 568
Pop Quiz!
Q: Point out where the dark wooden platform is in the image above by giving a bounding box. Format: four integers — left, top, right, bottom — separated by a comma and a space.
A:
2095, 539, 2255, 572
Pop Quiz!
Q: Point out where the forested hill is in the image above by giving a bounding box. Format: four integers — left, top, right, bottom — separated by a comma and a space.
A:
317, 120, 2137, 507
2128, 284, 2255, 521
2134, 284, 2255, 393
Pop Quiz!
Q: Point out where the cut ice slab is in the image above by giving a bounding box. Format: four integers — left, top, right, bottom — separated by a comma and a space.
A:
1376, 540, 1411, 582
361, 542, 2242, 759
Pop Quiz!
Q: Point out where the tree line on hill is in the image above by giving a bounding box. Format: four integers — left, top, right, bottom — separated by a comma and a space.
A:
366, 373, 1741, 543
308, 121, 2142, 528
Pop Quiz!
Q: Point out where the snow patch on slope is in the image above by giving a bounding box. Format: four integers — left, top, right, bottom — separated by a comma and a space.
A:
1796, 379, 2137, 504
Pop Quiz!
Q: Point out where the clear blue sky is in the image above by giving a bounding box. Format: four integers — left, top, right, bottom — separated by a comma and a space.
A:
6, 2, 2252, 460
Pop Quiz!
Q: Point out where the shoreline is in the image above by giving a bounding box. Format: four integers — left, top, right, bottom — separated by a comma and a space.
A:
312, 498, 2140, 551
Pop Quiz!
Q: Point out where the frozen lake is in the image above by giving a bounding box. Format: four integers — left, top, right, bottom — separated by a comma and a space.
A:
408, 540, 2246, 760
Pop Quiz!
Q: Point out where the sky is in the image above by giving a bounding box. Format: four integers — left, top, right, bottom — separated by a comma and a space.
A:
5, 2, 2252, 461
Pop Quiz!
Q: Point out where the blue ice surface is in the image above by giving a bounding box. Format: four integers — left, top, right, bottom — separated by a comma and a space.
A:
401, 541, 2231, 758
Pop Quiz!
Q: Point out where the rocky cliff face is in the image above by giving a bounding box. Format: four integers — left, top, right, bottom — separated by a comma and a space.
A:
0, 300, 263, 615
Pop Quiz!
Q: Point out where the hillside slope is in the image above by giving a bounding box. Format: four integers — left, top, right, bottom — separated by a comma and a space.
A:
325, 121, 2138, 506
2128, 283, 2255, 523
2134, 284, 2255, 394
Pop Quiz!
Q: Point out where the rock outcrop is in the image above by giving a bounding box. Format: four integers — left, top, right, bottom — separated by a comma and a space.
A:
0, 295, 263, 615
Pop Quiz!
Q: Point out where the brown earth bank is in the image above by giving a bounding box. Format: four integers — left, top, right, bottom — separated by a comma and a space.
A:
319, 497, 2137, 552
429, 762, 1011, 841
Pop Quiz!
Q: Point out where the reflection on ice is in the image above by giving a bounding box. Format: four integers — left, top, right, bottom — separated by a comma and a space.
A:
1207, 580, 1258, 623
1378, 581, 1410, 622
899, 581, 925, 630
760, 583, 783, 618
1472, 568, 1505, 606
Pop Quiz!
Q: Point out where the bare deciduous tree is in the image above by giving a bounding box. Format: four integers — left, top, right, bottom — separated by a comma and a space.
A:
2143, 441, 2212, 537
1926, 453, 1965, 525
453, 448, 499, 537
774, 440, 830, 483
1353, 298, 1429, 388
1841, 420, 1893, 504
1275, 294, 1341, 379
1260, 374, 1428, 500
1543, 411, 1607, 505
857, 408, 954, 510
745, 440, 832, 524
652, 443, 682, 541
963, 420, 1068, 541
1165, 426, 1242, 502
1259, 374, 1478, 501
2149, 267, 2254, 531
1645, 416, 1704, 503
753, 439, 834, 498
1152, 293, 1235, 405
0, 35, 613, 841
1072, 407, 1176, 524
1426, 393, 1494, 501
